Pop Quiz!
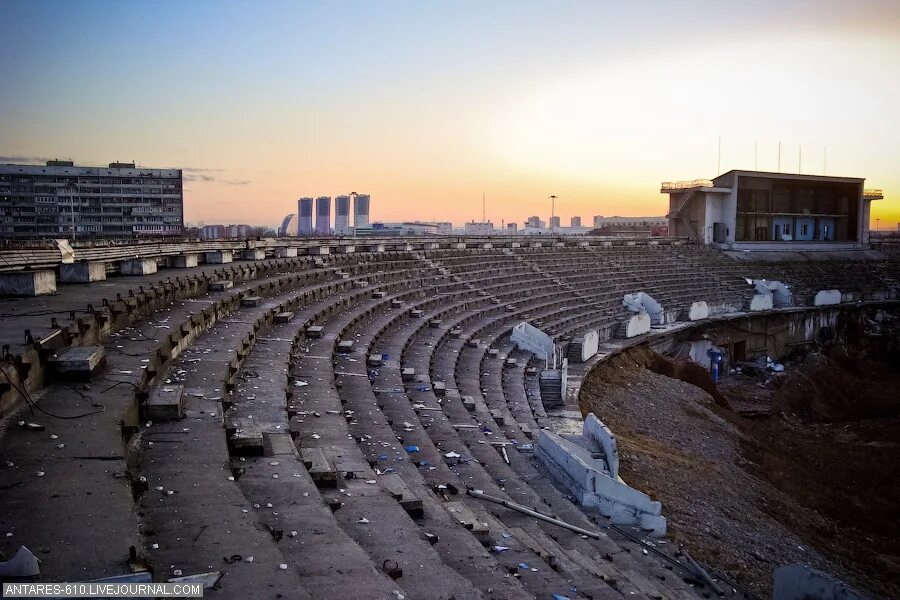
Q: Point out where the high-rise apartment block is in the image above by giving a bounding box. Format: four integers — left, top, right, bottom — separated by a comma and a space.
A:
334, 195, 351, 235
0, 160, 183, 239
315, 196, 331, 234
298, 197, 313, 235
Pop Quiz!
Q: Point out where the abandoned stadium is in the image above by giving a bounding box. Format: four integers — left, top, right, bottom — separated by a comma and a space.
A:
1, 235, 898, 600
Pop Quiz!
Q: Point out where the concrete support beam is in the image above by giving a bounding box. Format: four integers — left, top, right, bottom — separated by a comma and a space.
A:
424, 242, 439, 251
367, 244, 385, 253
274, 246, 298, 258
48, 346, 106, 380
242, 248, 266, 260
120, 258, 158, 276
168, 253, 199, 268
814, 289, 842, 306
530, 242, 543, 248
59, 261, 106, 283
336, 245, 356, 254
453, 242, 466, 250
204, 250, 233, 264
0, 270, 57, 296
308, 245, 330, 256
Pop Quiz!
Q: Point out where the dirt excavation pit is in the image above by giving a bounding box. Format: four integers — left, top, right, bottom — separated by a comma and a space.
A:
578, 344, 900, 599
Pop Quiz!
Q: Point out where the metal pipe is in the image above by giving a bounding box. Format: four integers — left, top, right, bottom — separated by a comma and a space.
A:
682, 548, 724, 597
466, 488, 601, 539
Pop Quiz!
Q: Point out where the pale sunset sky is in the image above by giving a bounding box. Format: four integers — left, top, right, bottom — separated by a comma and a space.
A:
2, 1, 899, 229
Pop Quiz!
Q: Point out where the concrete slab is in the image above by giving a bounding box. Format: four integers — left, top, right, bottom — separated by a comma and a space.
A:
274, 311, 295, 323
144, 384, 184, 421
48, 346, 106, 380
208, 280, 233, 291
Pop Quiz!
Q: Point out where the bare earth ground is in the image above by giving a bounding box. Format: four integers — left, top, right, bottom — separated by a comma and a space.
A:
578, 346, 900, 599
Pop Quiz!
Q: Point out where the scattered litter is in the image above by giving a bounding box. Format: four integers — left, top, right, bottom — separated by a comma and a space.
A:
167, 571, 222, 589
493, 546, 509, 553
245, 556, 254, 563
294, 381, 309, 387
356, 517, 370, 524
405, 445, 420, 453
36, 471, 45, 477
279, 563, 288, 570
444, 451, 460, 459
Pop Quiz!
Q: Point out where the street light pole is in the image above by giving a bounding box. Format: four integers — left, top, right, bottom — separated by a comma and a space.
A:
64, 182, 77, 243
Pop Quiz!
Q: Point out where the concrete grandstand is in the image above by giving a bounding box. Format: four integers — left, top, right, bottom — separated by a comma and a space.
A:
1, 235, 898, 599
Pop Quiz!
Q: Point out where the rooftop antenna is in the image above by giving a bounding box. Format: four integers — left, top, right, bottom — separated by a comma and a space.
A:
799, 145, 802, 174
777, 141, 781, 172
823, 146, 827, 175
482, 192, 486, 222
717, 136, 721, 174
754, 140, 758, 170
549, 195, 557, 230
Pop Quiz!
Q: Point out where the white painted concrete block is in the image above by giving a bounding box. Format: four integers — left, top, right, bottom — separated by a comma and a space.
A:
688, 300, 709, 321
814, 289, 841, 306
583, 414, 619, 479
621, 312, 651, 338
581, 330, 599, 361
750, 293, 773, 311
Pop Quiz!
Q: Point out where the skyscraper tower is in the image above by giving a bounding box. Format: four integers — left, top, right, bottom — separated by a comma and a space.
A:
353, 193, 370, 228
315, 196, 331, 235
298, 197, 313, 235
334, 195, 351, 235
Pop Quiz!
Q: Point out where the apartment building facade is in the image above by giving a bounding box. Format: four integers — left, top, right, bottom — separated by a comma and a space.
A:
0, 160, 184, 239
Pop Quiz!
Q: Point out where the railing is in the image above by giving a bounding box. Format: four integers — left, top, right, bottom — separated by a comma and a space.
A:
661, 179, 715, 191
864, 189, 884, 199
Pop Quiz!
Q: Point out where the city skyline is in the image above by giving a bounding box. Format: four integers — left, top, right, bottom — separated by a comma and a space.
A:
2, 1, 899, 229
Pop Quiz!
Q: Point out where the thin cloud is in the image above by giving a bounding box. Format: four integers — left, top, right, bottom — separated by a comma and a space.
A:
0, 155, 58, 163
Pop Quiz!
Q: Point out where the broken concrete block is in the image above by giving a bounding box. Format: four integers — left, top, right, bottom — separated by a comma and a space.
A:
337, 340, 354, 353
372, 290, 386, 299
228, 418, 263, 455
263, 432, 298, 457
144, 385, 184, 422
209, 280, 233, 291
306, 325, 324, 338
379, 473, 424, 517
241, 296, 261, 307
432, 381, 446, 396
461, 396, 476, 412
401, 367, 416, 382
300, 447, 336, 487
367, 354, 383, 367
274, 311, 295, 324
48, 346, 106, 380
